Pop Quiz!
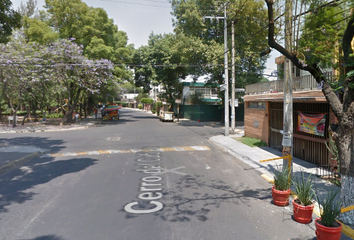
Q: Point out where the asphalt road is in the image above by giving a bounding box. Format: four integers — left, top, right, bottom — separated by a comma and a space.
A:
0, 109, 317, 240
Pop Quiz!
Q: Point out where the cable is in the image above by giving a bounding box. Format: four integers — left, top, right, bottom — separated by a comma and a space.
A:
0, 62, 223, 68
100, 0, 171, 8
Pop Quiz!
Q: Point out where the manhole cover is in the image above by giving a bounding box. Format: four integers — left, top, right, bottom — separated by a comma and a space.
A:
107, 137, 121, 141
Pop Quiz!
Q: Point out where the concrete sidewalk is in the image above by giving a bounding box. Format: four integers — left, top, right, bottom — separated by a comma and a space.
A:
210, 132, 354, 239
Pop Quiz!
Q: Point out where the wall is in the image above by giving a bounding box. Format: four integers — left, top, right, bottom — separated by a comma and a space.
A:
178, 104, 245, 122
244, 103, 269, 144
179, 105, 222, 122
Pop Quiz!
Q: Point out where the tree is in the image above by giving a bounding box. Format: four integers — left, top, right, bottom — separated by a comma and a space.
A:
23, 17, 59, 44
265, 0, 354, 227
171, 0, 270, 88
0, 32, 46, 127
43, 0, 133, 108
0, 0, 22, 43
133, 33, 188, 108
48, 39, 114, 123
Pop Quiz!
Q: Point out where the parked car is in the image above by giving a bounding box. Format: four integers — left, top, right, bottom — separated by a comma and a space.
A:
159, 103, 174, 122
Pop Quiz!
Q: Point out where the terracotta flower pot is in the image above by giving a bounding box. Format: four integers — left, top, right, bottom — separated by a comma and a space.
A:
272, 186, 290, 206
315, 218, 342, 240
292, 199, 314, 224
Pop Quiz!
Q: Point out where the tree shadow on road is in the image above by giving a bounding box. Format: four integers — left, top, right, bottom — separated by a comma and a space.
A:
0, 156, 97, 214
20, 235, 66, 240
0, 137, 65, 153
156, 174, 272, 223
123, 174, 272, 223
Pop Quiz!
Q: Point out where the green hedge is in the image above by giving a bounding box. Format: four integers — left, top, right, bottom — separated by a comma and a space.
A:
156, 102, 163, 108
141, 98, 153, 104
46, 113, 64, 118
1, 110, 63, 118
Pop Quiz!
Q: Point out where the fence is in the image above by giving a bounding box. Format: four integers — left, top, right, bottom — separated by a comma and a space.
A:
246, 72, 334, 95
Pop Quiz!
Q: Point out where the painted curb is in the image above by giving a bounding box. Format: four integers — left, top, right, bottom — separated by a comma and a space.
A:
261, 173, 354, 238
0, 151, 44, 175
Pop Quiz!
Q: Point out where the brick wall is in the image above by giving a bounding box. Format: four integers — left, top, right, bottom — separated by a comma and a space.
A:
244, 103, 269, 144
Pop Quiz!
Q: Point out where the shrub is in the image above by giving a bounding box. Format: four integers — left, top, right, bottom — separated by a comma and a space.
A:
156, 102, 163, 108
274, 167, 291, 191
315, 189, 341, 227
151, 109, 156, 114
46, 113, 64, 118
138, 104, 143, 109
292, 172, 314, 206
141, 98, 154, 104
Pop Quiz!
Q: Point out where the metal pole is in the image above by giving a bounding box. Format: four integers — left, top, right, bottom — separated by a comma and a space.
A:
282, 0, 293, 172
231, 21, 235, 132
224, 3, 229, 136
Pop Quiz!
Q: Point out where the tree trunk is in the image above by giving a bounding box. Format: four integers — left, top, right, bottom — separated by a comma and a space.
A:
335, 124, 354, 228
62, 109, 74, 125
12, 111, 17, 128
339, 175, 354, 229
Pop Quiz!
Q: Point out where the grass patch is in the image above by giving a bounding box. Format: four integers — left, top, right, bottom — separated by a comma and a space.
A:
234, 136, 267, 147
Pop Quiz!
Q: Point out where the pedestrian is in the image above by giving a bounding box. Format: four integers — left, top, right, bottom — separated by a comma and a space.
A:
94, 109, 97, 119
75, 113, 80, 123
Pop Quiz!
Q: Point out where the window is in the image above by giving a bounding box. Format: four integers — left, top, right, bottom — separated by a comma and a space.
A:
248, 102, 265, 109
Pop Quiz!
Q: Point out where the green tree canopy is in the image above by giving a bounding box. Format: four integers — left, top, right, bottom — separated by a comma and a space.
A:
0, 0, 22, 43
171, 0, 270, 88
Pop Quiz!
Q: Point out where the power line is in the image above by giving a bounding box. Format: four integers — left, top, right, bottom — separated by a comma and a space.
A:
0, 62, 223, 68
100, 0, 171, 8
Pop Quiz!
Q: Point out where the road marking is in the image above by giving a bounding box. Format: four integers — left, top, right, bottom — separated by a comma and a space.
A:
152, 166, 187, 176
41, 146, 211, 158
160, 147, 176, 152
107, 137, 121, 141
205, 164, 211, 169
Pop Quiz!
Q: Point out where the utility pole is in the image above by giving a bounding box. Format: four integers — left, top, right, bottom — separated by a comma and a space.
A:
203, 2, 229, 136
231, 20, 235, 132
282, 0, 293, 172
223, 3, 229, 136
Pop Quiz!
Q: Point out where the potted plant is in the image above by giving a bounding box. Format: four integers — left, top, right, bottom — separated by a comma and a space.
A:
315, 189, 342, 240
292, 172, 315, 223
272, 167, 291, 206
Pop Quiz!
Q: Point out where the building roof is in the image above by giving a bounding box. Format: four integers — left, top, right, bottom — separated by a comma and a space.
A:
182, 82, 216, 87
244, 90, 326, 103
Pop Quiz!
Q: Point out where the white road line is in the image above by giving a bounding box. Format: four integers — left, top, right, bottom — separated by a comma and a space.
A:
63, 152, 77, 156
191, 146, 210, 151
87, 151, 100, 155
173, 147, 186, 151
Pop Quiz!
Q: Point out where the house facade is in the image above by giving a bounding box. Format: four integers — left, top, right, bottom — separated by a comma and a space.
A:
244, 72, 337, 167
182, 82, 221, 105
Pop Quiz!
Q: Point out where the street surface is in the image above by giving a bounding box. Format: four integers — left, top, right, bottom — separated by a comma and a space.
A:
0, 109, 318, 240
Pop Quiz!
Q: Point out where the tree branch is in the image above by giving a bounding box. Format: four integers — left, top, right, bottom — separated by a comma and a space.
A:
265, 0, 343, 118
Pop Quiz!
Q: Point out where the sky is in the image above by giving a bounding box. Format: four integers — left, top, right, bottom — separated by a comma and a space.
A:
11, 0, 279, 79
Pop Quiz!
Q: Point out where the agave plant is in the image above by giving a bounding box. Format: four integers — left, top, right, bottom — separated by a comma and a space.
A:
316, 189, 341, 227
274, 167, 291, 191
292, 172, 315, 206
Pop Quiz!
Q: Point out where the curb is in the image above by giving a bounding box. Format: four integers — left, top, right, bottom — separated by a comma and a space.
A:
0, 151, 45, 175
261, 173, 354, 238
0, 124, 94, 134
